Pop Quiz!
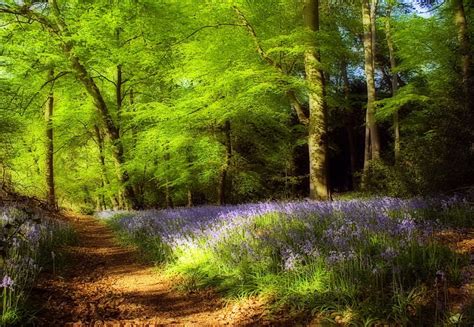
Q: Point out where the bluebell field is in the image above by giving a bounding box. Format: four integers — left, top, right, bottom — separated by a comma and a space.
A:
0, 205, 74, 325
103, 196, 472, 324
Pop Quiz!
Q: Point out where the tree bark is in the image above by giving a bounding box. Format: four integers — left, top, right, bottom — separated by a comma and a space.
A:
45, 69, 56, 208
116, 64, 123, 126
386, 8, 399, 153
385, 8, 400, 161
362, 0, 381, 172
165, 183, 173, 209
187, 189, 193, 207
303, 0, 330, 200
217, 120, 232, 205
342, 63, 357, 189
453, 0, 472, 111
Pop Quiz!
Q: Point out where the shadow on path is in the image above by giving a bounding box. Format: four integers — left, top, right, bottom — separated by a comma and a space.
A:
29, 212, 262, 326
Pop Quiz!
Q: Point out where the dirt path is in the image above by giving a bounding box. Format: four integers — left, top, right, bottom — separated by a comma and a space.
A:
30, 212, 473, 326
30, 213, 267, 326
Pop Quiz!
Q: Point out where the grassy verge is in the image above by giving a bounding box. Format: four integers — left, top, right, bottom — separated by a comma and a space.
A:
104, 199, 473, 325
0, 206, 76, 326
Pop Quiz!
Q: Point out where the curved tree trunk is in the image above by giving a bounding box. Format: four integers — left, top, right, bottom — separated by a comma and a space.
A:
48, 0, 138, 209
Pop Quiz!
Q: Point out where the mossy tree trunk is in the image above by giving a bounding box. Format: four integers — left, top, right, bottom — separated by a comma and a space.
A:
303, 0, 330, 200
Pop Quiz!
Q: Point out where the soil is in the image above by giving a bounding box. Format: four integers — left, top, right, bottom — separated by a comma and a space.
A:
29, 213, 279, 327
434, 228, 474, 316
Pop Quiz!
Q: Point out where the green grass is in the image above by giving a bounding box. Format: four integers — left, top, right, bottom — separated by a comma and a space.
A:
0, 219, 77, 326
107, 206, 472, 325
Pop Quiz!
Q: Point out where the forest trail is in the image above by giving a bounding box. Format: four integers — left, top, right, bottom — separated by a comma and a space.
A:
30, 213, 266, 326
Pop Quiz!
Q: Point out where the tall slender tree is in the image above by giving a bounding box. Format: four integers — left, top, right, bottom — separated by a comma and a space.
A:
303, 0, 330, 200
384, 2, 400, 161
362, 0, 381, 174
45, 69, 56, 208
453, 0, 472, 111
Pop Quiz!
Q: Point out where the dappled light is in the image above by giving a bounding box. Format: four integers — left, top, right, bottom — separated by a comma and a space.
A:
0, 0, 473, 325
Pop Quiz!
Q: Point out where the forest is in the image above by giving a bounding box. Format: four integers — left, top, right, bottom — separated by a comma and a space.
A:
0, 0, 473, 325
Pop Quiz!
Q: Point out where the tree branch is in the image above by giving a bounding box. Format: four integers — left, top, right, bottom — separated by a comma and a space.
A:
91, 68, 117, 86
287, 90, 309, 125
233, 6, 282, 69
0, 4, 58, 33
233, 6, 308, 124
170, 23, 246, 46
40, 71, 71, 89
19, 70, 71, 113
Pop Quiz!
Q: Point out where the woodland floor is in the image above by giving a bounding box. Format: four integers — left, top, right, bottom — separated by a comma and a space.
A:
29, 213, 283, 327
27, 212, 474, 327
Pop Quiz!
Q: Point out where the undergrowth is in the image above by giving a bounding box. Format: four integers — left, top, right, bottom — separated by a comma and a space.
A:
0, 206, 76, 326
104, 198, 472, 325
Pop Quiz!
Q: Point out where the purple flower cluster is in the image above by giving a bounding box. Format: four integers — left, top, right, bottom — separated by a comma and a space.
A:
104, 196, 460, 272
1, 205, 71, 311
0, 275, 14, 289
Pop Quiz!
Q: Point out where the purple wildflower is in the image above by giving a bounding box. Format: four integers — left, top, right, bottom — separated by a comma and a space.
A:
0, 275, 14, 289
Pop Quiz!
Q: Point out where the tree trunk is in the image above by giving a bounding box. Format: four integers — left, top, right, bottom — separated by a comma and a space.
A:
163, 147, 174, 209
165, 184, 173, 208
116, 64, 123, 127
217, 120, 232, 205
342, 64, 357, 189
453, 0, 472, 110
385, 8, 400, 161
130, 88, 139, 147
185, 146, 194, 208
45, 69, 56, 208
187, 189, 193, 207
233, 3, 328, 199
303, 0, 329, 200
47, 3, 137, 209
362, 0, 381, 173
94, 125, 120, 209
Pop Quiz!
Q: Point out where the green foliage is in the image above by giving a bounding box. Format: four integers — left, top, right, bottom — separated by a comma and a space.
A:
0, 0, 472, 207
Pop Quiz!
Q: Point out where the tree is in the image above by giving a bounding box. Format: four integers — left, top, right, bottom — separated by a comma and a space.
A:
44, 69, 56, 208
303, 0, 329, 199
234, 1, 330, 200
0, 0, 140, 208
453, 0, 472, 112
361, 0, 381, 175
384, 0, 400, 161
